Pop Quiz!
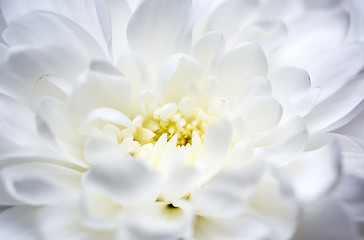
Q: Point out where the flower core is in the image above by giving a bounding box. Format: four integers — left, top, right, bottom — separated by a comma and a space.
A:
130, 102, 216, 147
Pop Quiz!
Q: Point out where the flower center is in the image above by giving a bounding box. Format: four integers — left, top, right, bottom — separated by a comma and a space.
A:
134, 104, 211, 146
119, 98, 217, 158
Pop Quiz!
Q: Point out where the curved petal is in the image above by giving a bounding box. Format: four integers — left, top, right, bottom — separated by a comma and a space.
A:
103, 0, 131, 60
243, 96, 282, 133
80, 187, 121, 230
194, 216, 271, 240
38, 97, 86, 163
256, 117, 308, 166
0, 93, 39, 148
218, 42, 268, 103
251, 169, 299, 240
0, 44, 86, 105
197, 118, 233, 179
0, 206, 39, 240
3, 11, 107, 60
1, 162, 81, 205
292, 197, 359, 240
204, 0, 259, 42
191, 160, 264, 217
193, 31, 224, 78
79, 107, 131, 135
275, 9, 350, 66
127, 0, 192, 75
118, 200, 194, 240
159, 53, 201, 103
304, 74, 364, 132
84, 139, 160, 205
281, 141, 341, 202
68, 64, 131, 118
307, 43, 364, 102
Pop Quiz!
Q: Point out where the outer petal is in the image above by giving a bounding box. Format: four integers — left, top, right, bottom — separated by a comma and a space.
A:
68, 62, 131, 118
201, 0, 259, 42
37, 201, 115, 240
193, 216, 271, 240
158, 53, 201, 103
1, 162, 81, 205
0, 0, 112, 53
0, 44, 86, 105
83, 139, 160, 205
127, 0, 192, 75
3, 12, 107, 60
269, 66, 319, 118
103, 0, 131, 60
118, 200, 194, 240
254, 116, 308, 166
293, 197, 359, 240
306, 44, 364, 102
218, 42, 268, 103
243, 96, 282, 133
38, 97, 86, 164
0, 94, 39, 148
251, 169, 299, 239
197, 118, 233, 180
275, 9, 350, 66
191, 160, 264, 217
0, 206, 39, 240
304, 74, 364, 133
281, 141, 341, 202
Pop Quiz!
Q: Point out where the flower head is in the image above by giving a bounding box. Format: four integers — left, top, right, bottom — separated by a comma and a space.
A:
0, 0, 364, 240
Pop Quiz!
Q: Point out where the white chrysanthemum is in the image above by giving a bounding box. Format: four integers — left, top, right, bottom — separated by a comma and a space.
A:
0, 0, 364, 239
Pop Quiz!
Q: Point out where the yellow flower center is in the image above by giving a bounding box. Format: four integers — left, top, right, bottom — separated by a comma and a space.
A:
118, 98, 217, 160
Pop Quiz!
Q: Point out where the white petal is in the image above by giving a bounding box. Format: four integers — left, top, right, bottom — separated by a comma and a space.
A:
3, 11, 107, 60
232, 20, 288, 53
119, 200, 194, 240
84, 139, 160, 205
38, 97, 86, 163
0, 206, 39, 240
345, 0, 364, 41
191, 161, 264, 217
159, 53, 201, 103
193, 31, 224, 78
269, 66, 320, 118
160, 166, 201, 202
194, 216, 271, 240
335, 107, 364, 143
0, 93, 39, 148
37, 202, 114, 240
103, 0, 131, 60
0, 44, 86, 105
259, 0, 304, 22
68, 67, 131, 118
304, 74, 364, 132
293, 197, 359, 240
80, 187, 121, 230
79, 107, 131, 135
254, 117, 308, 166
218, 42, 268, 103
198, 119, 233, 178
243, 96, 282, 133
1, 162, 81, 205
0, 0, 111, 52
308, 43, 364, 102
281, 141, 341, 202
334, 174, 364, 219
127, 0, 192, 75
117, 50, 150, 116
251, 169, 299, 239
275, 9, 350, 66
204, 0, 259, 42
